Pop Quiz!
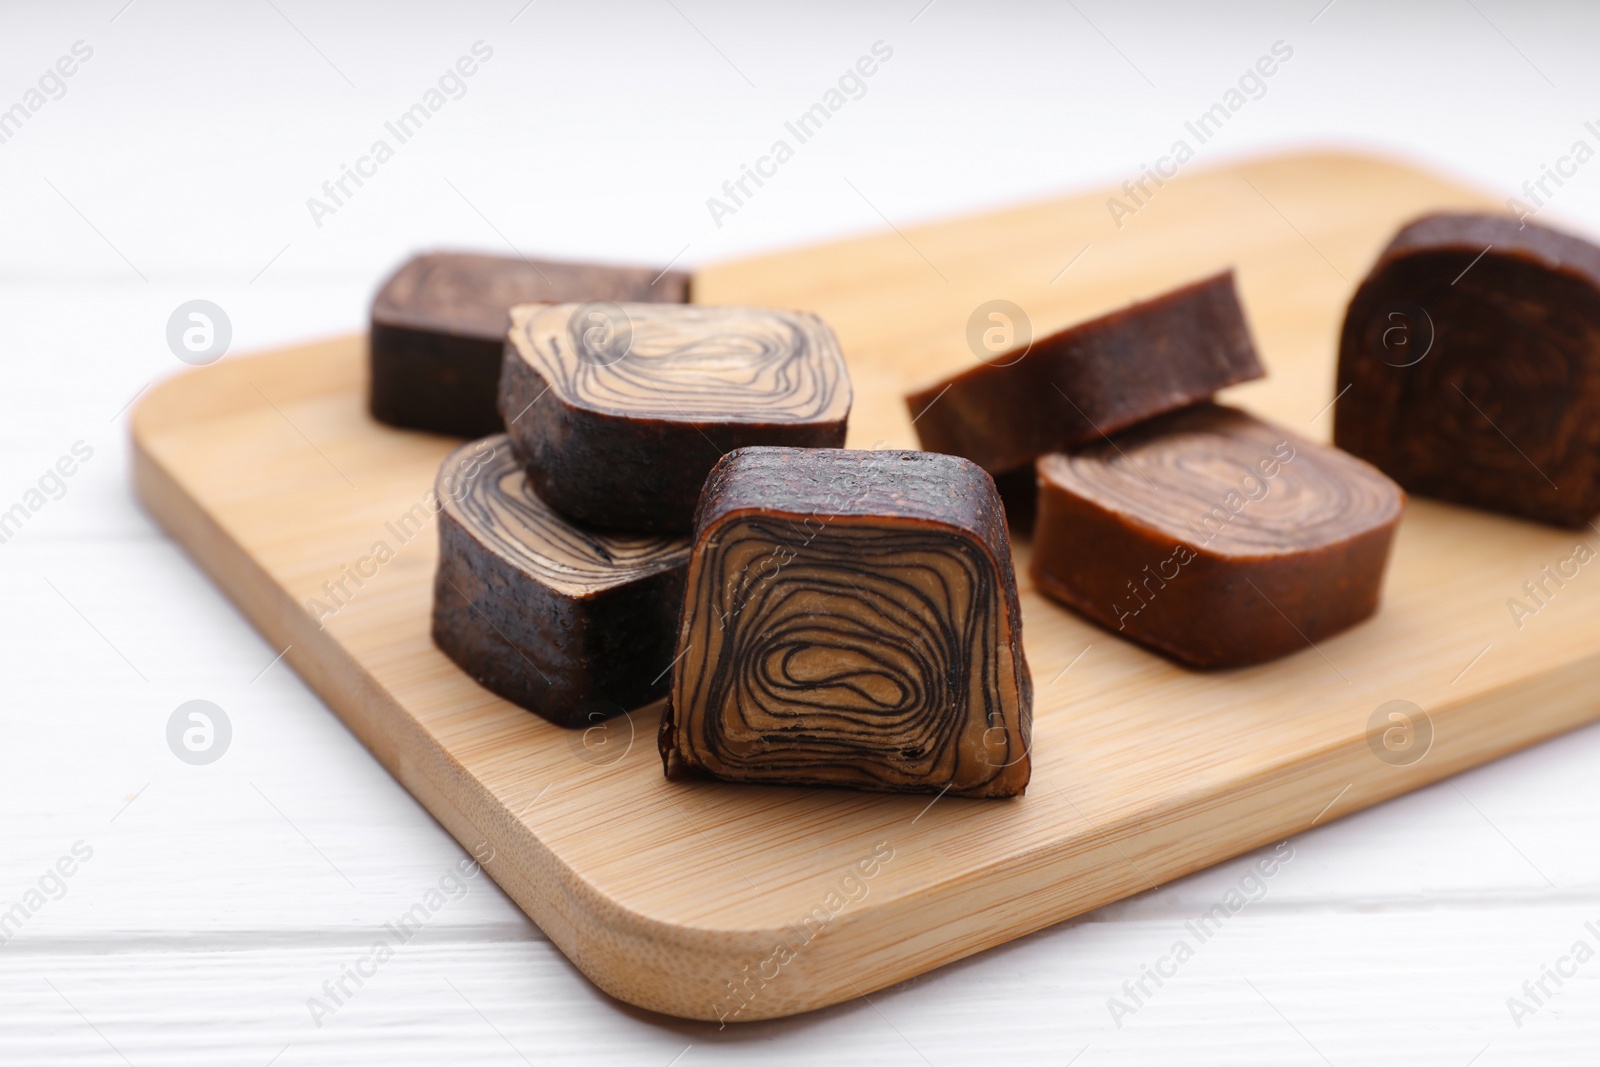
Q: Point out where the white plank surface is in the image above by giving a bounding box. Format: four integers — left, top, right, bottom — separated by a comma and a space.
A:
4, 1, 1600, 1062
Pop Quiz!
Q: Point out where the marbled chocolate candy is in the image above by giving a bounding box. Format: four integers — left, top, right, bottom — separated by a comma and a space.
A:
501, 303, 851, 533
432, 435, 691, 725
660, 447, 1031, 797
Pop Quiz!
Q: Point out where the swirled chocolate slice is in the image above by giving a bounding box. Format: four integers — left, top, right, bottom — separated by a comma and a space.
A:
502, 303, 851, 533
1336, 213, 1600, 527
431, 435, 691, 726
904, 271, 1264, 475
370, 251, 690, 438
1031, 404, 1404, 668
660, 447, 1031, 797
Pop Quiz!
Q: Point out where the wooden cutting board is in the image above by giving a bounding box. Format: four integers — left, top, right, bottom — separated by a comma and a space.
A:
130, 151, 1600, 1023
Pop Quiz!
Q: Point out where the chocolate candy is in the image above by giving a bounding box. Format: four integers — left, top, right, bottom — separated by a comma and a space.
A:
1336, 212, 1600, 528
904, 271, 1264, 475
660, 447, 1031, 797
369, 251, 689, 438
431, 435, 691, 725
1031, 404, 1404, 669
501, 303, 851, 534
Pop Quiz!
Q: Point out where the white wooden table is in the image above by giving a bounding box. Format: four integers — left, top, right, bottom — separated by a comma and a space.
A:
3, 3, 1598, 1063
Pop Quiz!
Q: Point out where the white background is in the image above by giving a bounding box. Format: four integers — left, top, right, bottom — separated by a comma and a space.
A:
3, 1, 1599, 1063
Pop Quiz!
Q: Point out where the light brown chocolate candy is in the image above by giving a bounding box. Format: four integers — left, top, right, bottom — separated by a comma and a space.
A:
1032, 404, 1404, 669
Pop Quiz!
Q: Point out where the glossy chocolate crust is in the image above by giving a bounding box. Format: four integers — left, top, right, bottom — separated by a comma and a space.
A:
904, 271, 1264, 474
1031, 404, 1404, 669
659, 447, 1031, 797
1335, 213, 1600, 528
369, 251, 690, 438
501, 304, 851, 534
430, 436, 691, 726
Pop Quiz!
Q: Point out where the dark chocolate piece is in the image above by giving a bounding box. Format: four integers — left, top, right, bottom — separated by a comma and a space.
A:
905, 271, 1264, 474
991, 466, 1039, 538
1031, 404, 1404, 669
431, 435, 691, 726
660, 447, 1031, 797
501, 303, 852, 533
1335, 212, 1600, 527
370, 251, 690, 438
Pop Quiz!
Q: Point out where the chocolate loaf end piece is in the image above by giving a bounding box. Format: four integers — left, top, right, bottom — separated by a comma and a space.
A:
1336, 212, 1600, 527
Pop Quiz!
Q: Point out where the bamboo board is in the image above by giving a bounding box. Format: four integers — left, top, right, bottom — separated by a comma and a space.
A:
130, 151, 1600, 1022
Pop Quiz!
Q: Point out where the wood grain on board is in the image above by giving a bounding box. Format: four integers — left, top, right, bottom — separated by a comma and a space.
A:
129, 152, 1600, 1021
